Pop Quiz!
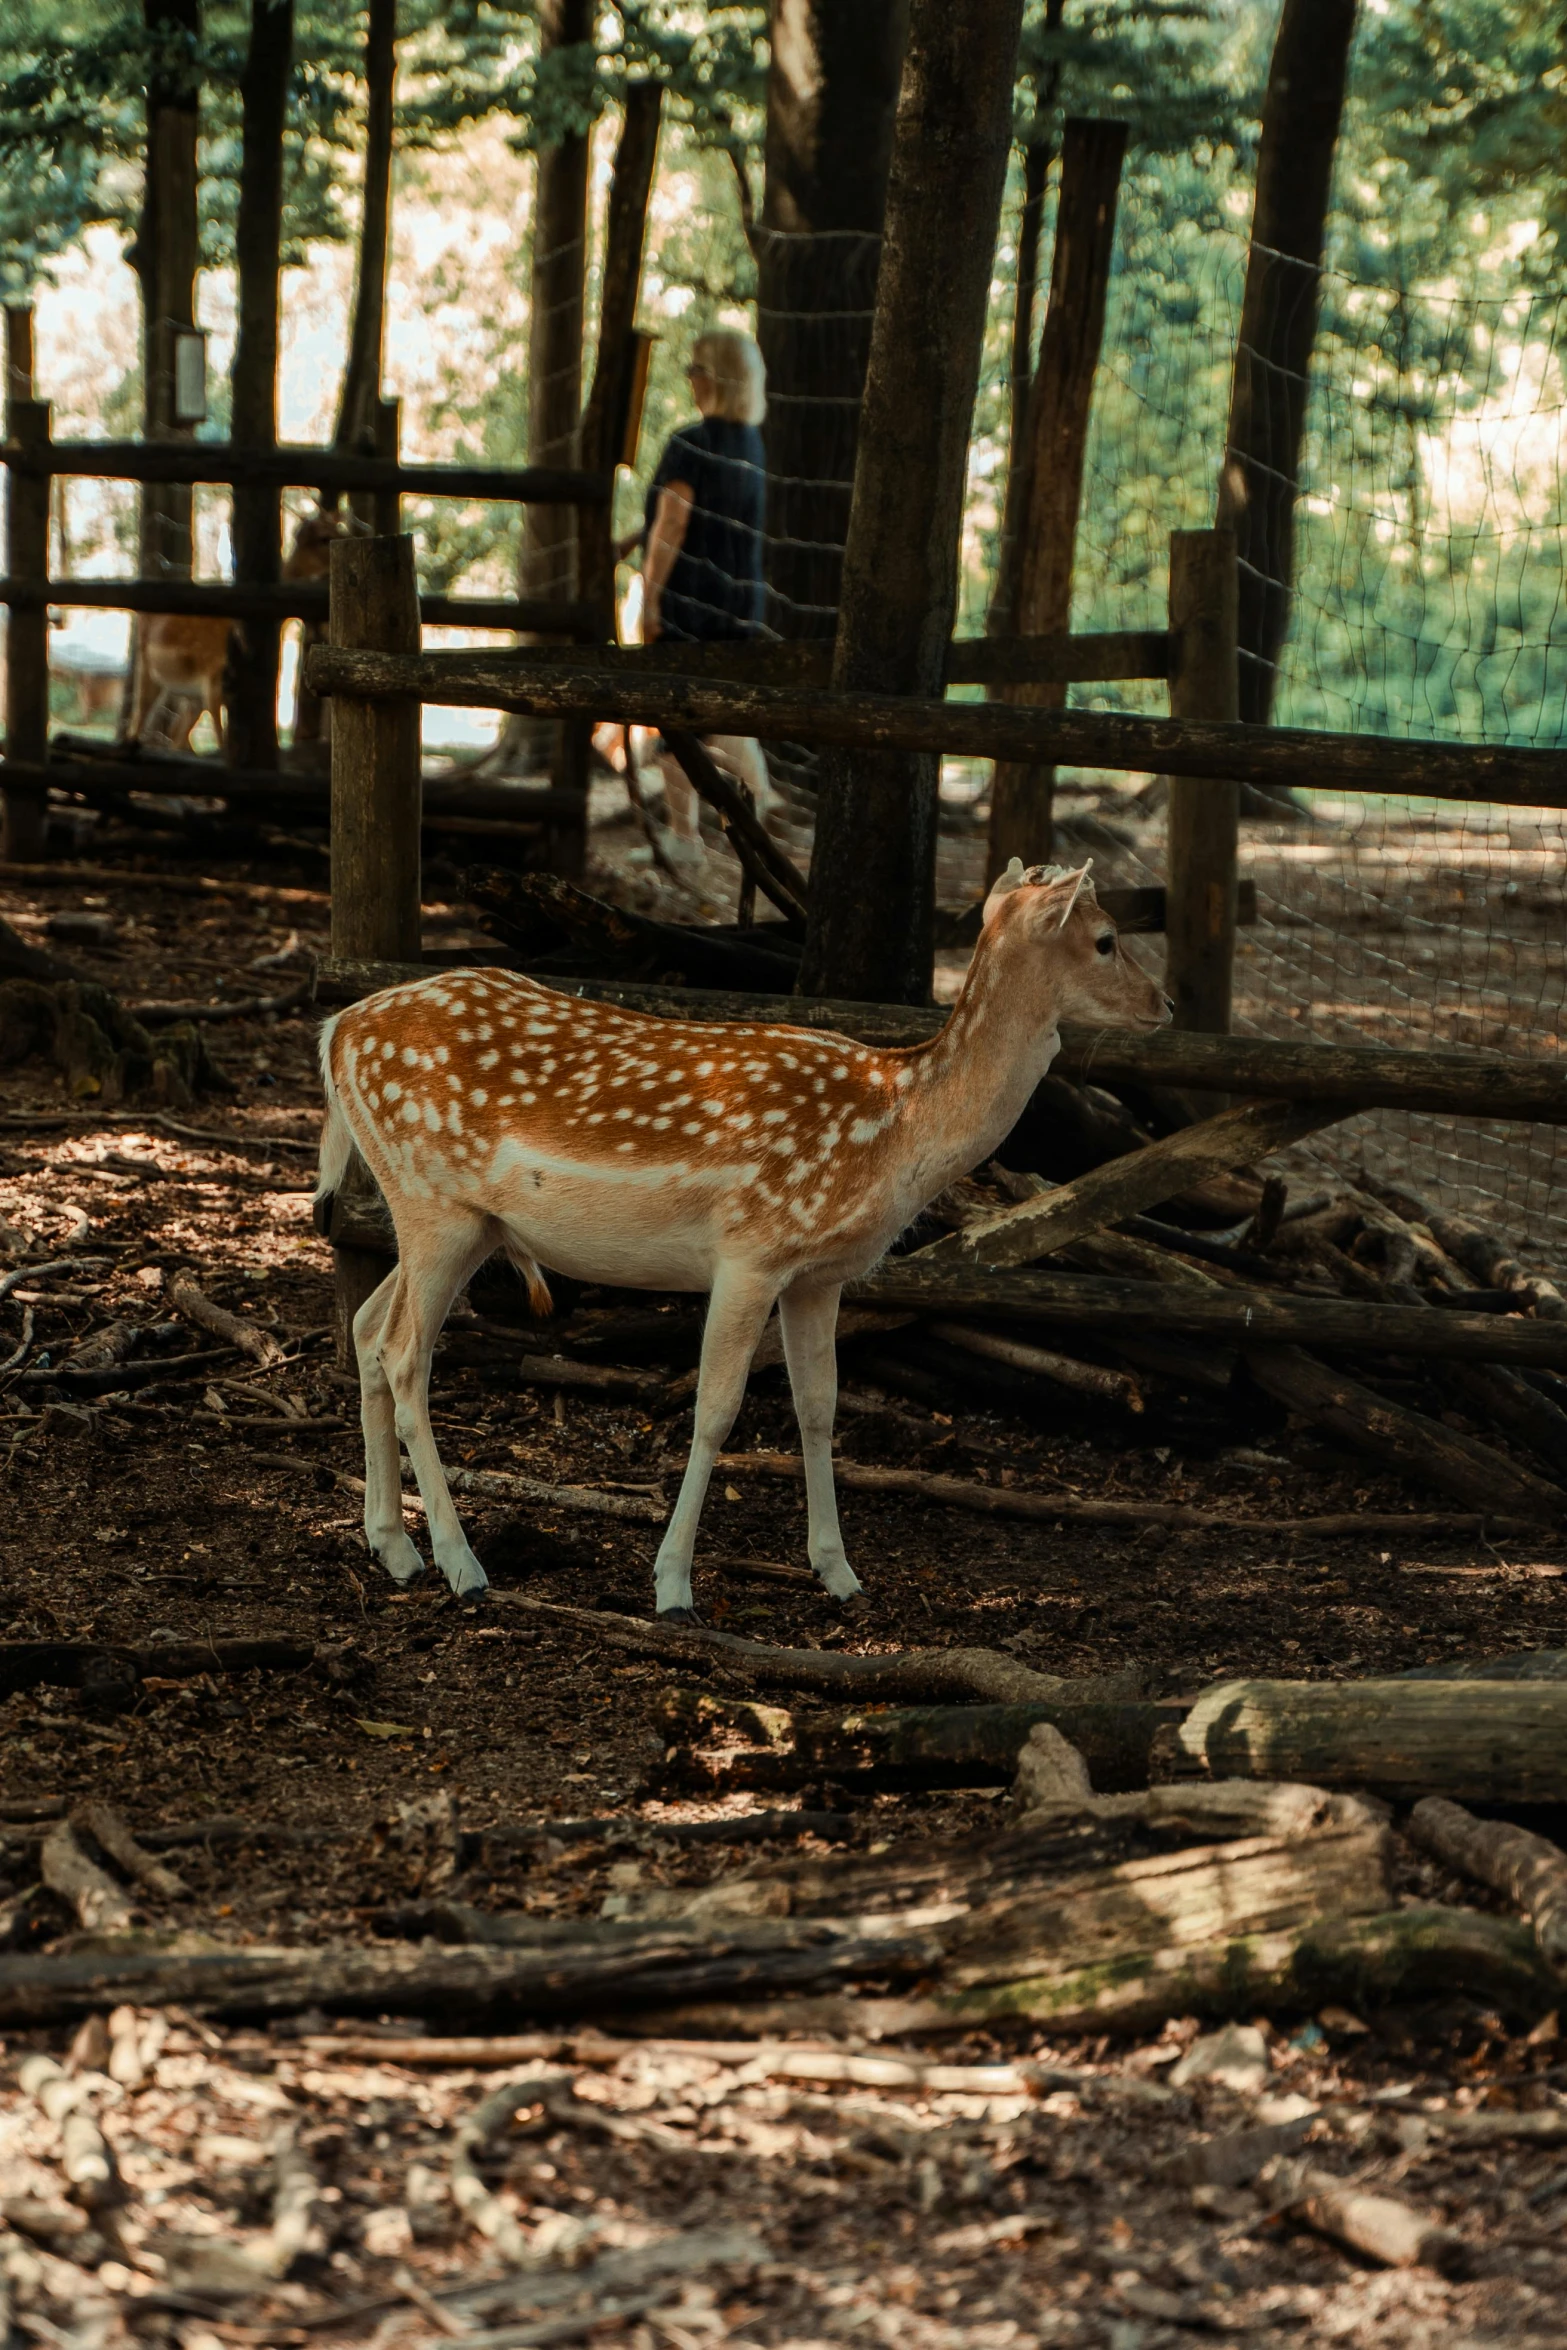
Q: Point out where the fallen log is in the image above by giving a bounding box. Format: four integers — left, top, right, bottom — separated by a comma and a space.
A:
496, 1593, 1136, 1705
599, 1781, 1384, 1928
927, 1321, 1143, 1410
1270, 2162, 1467, 2275
70, 1803, 187, 1903
451, 2077, 560, 2265
1408, 1796, 1567, 1970
1364, 1177, 1567, 1322
127, 980, 311, 1026
703, 1451, 1536, 1541
644, 1905, 1561, 2043
0, 1916, 943, 2029
920, 1099, 1349, 1270
0, 1639, 320, 1702
1171, 1677, 1567, 1804
849, 1262, 1567, 1369
1243, 1346, 1567, 1522
39, 1823, 136, 1934
164, 1269, 284, 1368
1400, 1651, 1567, 1682
655, 1687, 1174, 1797
1442, 1359, 1567, 1481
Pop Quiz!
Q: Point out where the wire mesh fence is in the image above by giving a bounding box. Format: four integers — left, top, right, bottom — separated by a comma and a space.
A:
1023, 181, 1567, 1253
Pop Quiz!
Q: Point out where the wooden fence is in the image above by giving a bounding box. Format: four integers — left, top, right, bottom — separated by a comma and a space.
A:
0, 309, 613, 868
302, 532, 1567, 1353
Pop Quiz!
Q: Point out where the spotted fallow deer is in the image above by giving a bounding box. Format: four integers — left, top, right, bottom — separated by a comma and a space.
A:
123, 509, 365, 753
314, 860, 1170, 1613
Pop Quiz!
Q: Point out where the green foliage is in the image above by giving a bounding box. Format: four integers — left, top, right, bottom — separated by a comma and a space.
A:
404, 2, 765, 155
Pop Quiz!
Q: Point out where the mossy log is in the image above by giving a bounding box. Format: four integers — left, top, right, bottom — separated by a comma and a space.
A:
647, 1905, 1561, 2043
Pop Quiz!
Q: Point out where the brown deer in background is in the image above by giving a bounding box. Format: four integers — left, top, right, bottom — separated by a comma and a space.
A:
122, 510, 366, 753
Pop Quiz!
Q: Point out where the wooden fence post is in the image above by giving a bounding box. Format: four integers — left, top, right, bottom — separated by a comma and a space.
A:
1165, 528, 1240, 1033
4, 314, 52, 860
371, 397, 401, 537
327, 532, 420, 1362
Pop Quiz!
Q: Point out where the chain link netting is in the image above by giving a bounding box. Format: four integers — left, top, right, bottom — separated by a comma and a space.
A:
1012, 180, 1567, 1250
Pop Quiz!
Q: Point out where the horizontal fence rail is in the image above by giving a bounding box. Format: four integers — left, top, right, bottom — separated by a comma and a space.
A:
304, 648, 1567, 811
1, 575, 598, 635
311, 960, 1567, 1123
0, 438, 611, 506
510, 630, 1175, 689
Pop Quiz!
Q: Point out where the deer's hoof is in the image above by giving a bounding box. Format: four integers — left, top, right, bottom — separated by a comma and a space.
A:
657, 1605, 704, 1627
837, 1590, 873, 1618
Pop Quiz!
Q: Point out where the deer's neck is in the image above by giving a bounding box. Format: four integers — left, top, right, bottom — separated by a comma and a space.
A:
900, 936, 1064, 1197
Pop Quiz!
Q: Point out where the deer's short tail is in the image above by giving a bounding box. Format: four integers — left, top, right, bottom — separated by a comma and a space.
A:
313, 1015, 354, 1237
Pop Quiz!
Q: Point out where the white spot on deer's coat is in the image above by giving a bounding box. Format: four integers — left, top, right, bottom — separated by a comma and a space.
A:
471, 1089, 488, 1109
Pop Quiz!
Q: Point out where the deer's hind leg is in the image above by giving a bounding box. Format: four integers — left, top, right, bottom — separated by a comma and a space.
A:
779, 1277, 861, 1601
371, 1209, 497, 1598
354, 1266, 426, 1584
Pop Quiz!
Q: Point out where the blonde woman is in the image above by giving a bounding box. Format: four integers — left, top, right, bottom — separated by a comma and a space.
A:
641, 329, 773, 869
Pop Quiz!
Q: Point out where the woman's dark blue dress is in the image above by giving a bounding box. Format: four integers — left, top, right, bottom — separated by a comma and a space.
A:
644, 417, 765, 642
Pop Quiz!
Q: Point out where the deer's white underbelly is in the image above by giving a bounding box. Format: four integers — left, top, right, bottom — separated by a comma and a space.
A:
482, 1136, 744, 1291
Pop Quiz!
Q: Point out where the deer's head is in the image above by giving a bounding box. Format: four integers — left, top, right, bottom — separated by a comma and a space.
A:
285, 507, 374, 580
980, 859, 1170, 1030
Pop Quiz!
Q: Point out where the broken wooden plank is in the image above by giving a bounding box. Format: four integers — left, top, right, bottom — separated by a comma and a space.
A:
919, 1099, 1350, 1269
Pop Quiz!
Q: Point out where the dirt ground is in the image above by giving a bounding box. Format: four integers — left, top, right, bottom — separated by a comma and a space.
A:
3, 821, 1567, 2348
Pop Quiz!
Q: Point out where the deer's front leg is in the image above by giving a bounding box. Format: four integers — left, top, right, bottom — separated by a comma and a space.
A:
655, 1265, 777, 1619
778, 1277, 861, 1601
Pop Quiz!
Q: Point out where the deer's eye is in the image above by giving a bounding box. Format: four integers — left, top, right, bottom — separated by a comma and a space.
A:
1094, 933, 1115, 956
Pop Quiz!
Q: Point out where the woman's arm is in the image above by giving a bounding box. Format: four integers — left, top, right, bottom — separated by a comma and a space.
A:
642, 480, 694, 641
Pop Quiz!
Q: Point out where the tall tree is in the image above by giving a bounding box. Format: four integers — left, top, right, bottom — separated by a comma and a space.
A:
986, 115, 1126, 878
228, 0, 294, 770
518, 0, 592, 610
756, 0, 908, 642
1216, 0, 1360, 725
993, 0, 1064, 624
135, 0, 201, 589
799, 0, 1025, 1004
334, 0, 396, 459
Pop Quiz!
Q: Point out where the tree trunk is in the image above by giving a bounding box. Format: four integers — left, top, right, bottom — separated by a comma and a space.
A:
293, 0, 395, 751
334, 0, 397, 465
518, 0, 592, 615
986, 117, 1126, 878
756, 0, 908, 643
131, 0, 201, 735
577, 82, 664, 584
491, 0, 593, 780
1216, 0, 1359, 724
991, 0, 1065, 637
797, 0, 1025, 1004
227, 0, 293, 773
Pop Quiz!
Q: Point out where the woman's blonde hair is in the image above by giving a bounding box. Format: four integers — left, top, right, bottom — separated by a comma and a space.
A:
691, 329, 767, 426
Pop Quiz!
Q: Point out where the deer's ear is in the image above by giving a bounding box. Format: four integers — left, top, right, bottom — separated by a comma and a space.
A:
981, 857, 1029, 929
1053, 862, 1095, 928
